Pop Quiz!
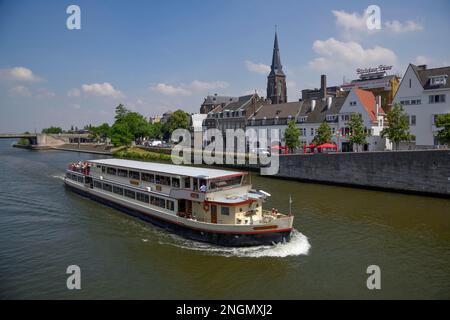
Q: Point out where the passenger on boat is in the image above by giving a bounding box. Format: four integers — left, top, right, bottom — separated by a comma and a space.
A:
199, 184, 207, 192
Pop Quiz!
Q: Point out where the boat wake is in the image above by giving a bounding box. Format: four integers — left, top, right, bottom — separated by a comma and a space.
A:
156, 229, 311, 258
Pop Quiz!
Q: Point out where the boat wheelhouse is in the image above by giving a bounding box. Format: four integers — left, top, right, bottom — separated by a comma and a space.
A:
64, 159, 294, 246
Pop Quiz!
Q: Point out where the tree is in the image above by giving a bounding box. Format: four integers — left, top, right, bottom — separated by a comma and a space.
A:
163, 109, 190, 139
312, 121, 332, 145
120, 112, 151, 140
114, 104, 129, 122
284, 120, 301, 151
381, 103, 413, 150
91, 123, 111, 142
148, 122, 164, 140
348, 113, 368, 152
42, 126, 63, 134
434, 113, 450, 145
110, 122, 133, 147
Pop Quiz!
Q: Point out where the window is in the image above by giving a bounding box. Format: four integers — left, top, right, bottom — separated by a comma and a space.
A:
102, 183, 112, 192
166, 200, 175, 211
311, 128, 314, 136
77, 176, 84, 183
117, 169, 128, 177
411, 115, 416, 126
107, 167, 117, 175
350, 101, 357, 106
141, 173, 155, 183
184, 177, 191, 189
136, 192, 149, 203
409, 79, 412, 88
150, 196, 166, 208
101, 166, 106, 173
124, 189, 136, 199
171, 178, 180, 188
156, 175, 170, 186
94, 180, 102, 189
221, 206, 230, 216
113, 186, 123, 195
129, 171, 140, 180
429, 94, 446, 104
430, 75, 447, 86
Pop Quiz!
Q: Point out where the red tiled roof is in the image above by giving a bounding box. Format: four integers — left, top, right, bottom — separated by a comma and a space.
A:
354, 88, 385, 121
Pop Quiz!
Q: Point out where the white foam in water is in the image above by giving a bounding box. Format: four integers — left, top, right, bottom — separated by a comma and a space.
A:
52, 175, 65, 181
158, 229, 311, 258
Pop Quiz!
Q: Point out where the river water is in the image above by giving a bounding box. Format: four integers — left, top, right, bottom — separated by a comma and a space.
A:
0, 139, 449, 299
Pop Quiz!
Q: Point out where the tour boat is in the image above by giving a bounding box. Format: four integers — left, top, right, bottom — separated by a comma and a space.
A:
64, 159, 294, 247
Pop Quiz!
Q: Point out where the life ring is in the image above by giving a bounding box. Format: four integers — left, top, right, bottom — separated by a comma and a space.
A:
203, 203, 210, 211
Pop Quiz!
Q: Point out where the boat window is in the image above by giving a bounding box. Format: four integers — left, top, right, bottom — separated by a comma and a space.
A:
141, 173, 155, 183
209, 176, 242, 190
102, 183, 112, 192
107, 167, 117, 175
129, 171, 140, 180
66, 173, 70, 178
184, 177, 191, 189
71, 174, 77, 181
113, 186, 123, 195
150, 196, 166, 208
93, 180, 102, 189
156, 175, 170, 186
124, 189, 136, 199
101, 166, 106, 173
117, 169, 128, 177
77, 176, 84, 183
96, 165, 101, 168
171, 178, 180, 188
136, 192, 149, 203
166, 200, 175, 211
221, 206, 230, 216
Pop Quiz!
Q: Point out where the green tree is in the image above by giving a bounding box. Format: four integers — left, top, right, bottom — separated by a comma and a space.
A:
381, 103, 413, 150
120, 112, 151, 140
114, 104, 129, 122
110, 122, 133, 147
348, 113, 368, 152
163, 109, 190, 139
312, 121, 332, 145
42, 126, 63, 134
435, 113, 450, 145
284, 120, 301, 151
91, 123, 111, 141
148, 122, 164, 140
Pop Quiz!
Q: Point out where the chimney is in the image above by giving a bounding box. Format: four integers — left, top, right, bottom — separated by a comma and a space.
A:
327, 96, 332, 110
376, 95, 382, 116
311, 99, 316, 111
417, 65, 427, 71
321, 74, 327, 100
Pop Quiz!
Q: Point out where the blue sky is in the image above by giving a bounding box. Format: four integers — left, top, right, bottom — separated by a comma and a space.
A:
1, 0, 449, 132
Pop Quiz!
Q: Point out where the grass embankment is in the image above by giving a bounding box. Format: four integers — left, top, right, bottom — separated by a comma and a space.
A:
112, 146, 173, 162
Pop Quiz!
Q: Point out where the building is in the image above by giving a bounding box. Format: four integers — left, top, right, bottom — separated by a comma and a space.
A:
149, 115, 161, 124
160, 111, 172, 124
266, 32, 287, 105
200, 94, 239, 114
341, 65, 401, 112
338, 88, 388, 152
301, 75, 344, 100
247, 101, 302, 148
393, 64, 450, 148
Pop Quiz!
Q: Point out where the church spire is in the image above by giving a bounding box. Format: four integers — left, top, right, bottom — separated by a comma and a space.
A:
270, 30, 284, 76
267, 29, 287, 104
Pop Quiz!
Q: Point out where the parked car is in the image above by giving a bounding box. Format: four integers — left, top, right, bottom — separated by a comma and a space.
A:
250, 148, 271, 156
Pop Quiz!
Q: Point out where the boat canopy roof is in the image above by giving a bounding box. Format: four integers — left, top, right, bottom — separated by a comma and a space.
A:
88, 158, 244, 180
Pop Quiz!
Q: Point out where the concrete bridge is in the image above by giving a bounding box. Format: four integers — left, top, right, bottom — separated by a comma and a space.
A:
0, 133, 92, 148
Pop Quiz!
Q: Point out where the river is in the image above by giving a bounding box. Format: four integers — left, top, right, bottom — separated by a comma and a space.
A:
0, 139, 449, 299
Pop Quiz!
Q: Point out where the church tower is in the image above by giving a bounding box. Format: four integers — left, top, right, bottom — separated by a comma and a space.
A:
266, 31, 287, 104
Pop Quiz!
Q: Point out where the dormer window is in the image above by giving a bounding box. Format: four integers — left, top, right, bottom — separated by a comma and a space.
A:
430, 75, 447, 86
298, 116, 308, 123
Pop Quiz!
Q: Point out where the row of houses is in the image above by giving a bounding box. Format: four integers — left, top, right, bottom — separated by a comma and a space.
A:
198, 63, 450, 152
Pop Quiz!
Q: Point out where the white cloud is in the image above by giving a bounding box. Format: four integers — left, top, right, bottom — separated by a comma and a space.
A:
152, 83, 192, 96
73, 104, 81, 109
245, 60, 271, 74
152, 80, 229, 96
0, 66, 43, 82
9, 85, 32, 97
67, 88, 81, 97
35, 88, 56, 99
384, 20, 423, 33
81, 82, 123, 98
414, 55, 431, 66
309, 38, 397, 71
332, 9, 423, 38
